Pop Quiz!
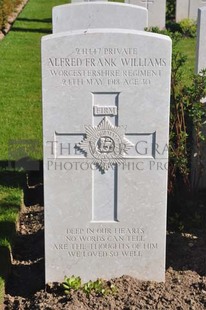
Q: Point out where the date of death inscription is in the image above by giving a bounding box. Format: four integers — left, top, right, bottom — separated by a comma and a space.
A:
47, 47, 168, 87
53, 227, 158, 258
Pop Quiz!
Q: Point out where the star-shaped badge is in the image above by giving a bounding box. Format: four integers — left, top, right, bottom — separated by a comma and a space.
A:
77, 117, 133, 172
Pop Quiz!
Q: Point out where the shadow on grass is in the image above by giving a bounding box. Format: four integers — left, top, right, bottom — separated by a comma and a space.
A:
166, 189, 206, 276
11, 27, 51, 34
17, 17, 52, 23
0, 222, 17, 242
10, 15, 52, 34
0, 164, 26, 188
0, 161, 45, 297
6, 258, 45, 297
0, 160, 44, 206
0, 246, 11, 282
0, 167, 25, 284
0, 221, 16, 286
4, 226, 45, 297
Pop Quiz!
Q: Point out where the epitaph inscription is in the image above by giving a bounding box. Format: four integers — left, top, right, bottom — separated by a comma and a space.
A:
54, 227, 159, 258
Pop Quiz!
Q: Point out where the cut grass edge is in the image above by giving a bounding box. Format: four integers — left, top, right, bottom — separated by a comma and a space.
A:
0, 245, 11, 309
0, 276, 5, 309
0, 177, 23, 309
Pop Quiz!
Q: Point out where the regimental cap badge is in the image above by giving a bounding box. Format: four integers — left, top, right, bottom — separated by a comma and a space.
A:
77, 117, 134, 172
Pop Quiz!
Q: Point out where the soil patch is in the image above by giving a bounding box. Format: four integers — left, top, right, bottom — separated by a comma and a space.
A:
3, 173, 206, 309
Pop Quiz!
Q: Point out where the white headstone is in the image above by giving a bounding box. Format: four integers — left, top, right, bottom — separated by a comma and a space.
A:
42, 28, 171, 283
196, 7, 206, 73
175, 0, 190, 22
125, 0, 166, 29
176, 0, 206, 22
53, 3, 148, 33
193, 7, 206, 188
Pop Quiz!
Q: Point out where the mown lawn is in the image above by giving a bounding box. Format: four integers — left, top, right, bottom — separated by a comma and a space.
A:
0, 170, 24, 306
0, 174, 23, 245
0, 181, 22, 252
0, 0, 68, 161
0, 0, 196, 161
0, 277, 4, 306
0, 0, 68, 305
176, 37, 196, 78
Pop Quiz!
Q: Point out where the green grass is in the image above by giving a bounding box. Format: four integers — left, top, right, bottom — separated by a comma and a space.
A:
175, 37, 196, 76
0, 170, 24, 249
0, 170, 23, 308
0, 185, 22, 238
0, 0, 68, 161
0, 0, 68, 305
0, 277, 4, 307
0, 0, 196, 162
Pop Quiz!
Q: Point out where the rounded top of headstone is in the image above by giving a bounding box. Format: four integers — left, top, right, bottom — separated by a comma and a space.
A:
52, 2, 148, 33
198, 6, 206, 12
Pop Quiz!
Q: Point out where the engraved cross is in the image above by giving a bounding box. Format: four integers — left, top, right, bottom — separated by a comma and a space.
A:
53, 93, 155, 223
141, 0, 154, 9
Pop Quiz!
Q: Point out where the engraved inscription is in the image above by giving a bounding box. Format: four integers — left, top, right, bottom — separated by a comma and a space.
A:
94, 105, 117, 116
48, 47, 167, 87
53, 227, 159, 258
